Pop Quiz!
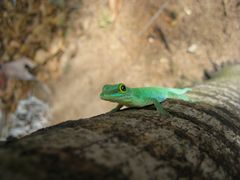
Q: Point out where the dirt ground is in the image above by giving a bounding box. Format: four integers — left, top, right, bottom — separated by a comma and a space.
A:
50, 0, 240, 124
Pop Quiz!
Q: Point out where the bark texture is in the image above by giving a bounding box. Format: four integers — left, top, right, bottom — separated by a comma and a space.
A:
0, 65, 240, 180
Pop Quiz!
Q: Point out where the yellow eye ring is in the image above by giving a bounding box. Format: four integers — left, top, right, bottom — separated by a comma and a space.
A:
119, 83, 126, 93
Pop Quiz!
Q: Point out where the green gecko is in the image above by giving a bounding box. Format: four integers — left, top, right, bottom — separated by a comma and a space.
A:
100, 83, 192, 115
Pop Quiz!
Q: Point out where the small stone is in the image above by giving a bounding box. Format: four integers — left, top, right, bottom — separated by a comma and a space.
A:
9, 40, 20, 49
49, 38, 64, 55
148, 37, 155, 43
184, 7, 192, 15
187, 44, 198, 53
35, 49, 49, 64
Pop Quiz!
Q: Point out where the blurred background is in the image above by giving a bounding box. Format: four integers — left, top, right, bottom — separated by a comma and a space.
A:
0, 0, 239, 140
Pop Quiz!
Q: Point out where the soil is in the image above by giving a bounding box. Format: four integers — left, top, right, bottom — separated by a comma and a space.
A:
50, 0, 240, 124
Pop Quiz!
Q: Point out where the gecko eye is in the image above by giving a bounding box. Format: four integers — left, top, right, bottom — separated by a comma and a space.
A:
119, 83, 126, 93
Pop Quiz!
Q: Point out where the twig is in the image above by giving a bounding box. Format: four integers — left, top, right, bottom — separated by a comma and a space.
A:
138, 0, 173, 36
221, 0, 227, 17
155, 26, 171, 51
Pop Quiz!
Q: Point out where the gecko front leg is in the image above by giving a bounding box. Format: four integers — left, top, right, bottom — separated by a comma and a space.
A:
110, 104, 123, 113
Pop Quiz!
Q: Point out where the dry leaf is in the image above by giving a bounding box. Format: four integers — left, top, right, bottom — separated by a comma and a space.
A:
2, 57, 36, 81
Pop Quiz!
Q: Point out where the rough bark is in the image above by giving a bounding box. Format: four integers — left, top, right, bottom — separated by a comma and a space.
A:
0, 65, 240, 180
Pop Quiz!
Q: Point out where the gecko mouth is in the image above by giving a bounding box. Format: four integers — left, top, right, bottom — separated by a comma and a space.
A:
100, 93, 132, 103
100, 93, 107, 100
100, 93, 114, 101
100, 93, 121, 101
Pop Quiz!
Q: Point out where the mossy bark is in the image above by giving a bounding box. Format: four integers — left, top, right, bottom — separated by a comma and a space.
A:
0, 65, 240, 180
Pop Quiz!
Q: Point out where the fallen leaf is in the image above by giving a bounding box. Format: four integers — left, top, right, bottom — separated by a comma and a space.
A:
2, 57, 37, 81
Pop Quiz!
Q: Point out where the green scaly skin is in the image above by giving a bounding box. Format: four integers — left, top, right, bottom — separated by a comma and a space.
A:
100, 83, 192, 116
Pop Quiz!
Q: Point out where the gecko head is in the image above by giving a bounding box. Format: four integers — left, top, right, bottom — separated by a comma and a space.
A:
100, 83, 132, 104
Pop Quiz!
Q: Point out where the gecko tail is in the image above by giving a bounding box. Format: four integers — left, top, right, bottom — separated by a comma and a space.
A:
169, 88, 192, 95
168, 88, 192, 101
